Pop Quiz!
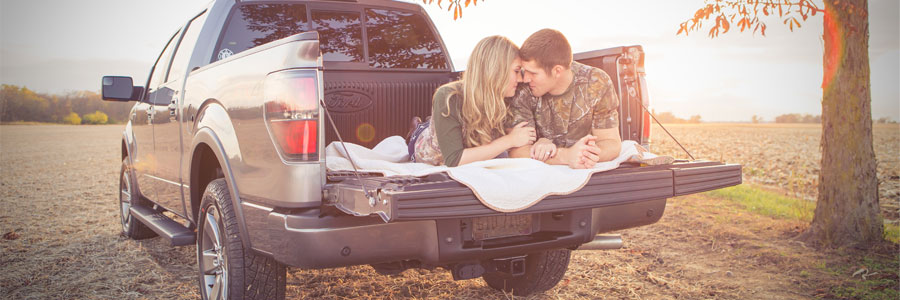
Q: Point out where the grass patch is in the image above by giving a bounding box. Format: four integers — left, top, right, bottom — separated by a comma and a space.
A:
704, 184, 814, 222
829, 256, 900, 300
705, 184, 900, 244
884, 223, 900, 244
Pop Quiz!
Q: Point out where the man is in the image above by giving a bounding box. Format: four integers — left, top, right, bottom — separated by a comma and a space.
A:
508, 29, 622, 169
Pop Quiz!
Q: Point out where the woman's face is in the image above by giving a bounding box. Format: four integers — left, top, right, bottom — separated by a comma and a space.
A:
503, 57, 523, 97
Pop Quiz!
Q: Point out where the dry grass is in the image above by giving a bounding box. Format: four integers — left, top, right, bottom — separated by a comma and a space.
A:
2, 124, 897, 299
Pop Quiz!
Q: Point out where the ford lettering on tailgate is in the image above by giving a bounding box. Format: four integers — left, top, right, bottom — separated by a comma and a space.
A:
325, 89, 373, 113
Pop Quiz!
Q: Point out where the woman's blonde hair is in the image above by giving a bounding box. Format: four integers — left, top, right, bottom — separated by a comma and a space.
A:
443, 35, 519, 147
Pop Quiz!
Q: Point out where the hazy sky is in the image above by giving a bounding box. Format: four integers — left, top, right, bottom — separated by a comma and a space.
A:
1, 0, 897, 122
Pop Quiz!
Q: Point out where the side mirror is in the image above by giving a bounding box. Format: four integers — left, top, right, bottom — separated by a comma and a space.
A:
101, 76, 142, 101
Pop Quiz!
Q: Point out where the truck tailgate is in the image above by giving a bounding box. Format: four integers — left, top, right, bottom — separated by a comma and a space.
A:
324, 161, 741, 222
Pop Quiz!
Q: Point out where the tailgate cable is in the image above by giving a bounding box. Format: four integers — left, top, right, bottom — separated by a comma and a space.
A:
320, 98, 376, 205
637, 101, 696, 161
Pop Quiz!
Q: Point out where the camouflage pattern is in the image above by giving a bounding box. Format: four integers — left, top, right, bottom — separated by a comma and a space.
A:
412, 120, 445, 166
507, 61, 619, 148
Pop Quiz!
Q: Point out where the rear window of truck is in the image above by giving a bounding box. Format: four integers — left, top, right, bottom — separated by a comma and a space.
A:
365, 8, 447, 69
214, 3, 448, 69
215, 4, 310, 62
312, 10, 364, 62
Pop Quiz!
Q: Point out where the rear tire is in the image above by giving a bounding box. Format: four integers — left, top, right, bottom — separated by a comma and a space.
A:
196, 178, 286, 300
482, 249, 572, 296
119, 158, 156, 239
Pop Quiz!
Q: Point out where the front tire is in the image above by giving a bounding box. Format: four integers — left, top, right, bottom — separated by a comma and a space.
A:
119, 158, 156, 239
196, 178, 286, 300
482, 249, 572, 296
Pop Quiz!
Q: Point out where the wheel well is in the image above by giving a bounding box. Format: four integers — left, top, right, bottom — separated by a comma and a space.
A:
191, 143, 223, 222
122, 140, 127, 160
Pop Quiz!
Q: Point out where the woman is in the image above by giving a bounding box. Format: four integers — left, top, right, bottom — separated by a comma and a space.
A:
408, 36, 535, 167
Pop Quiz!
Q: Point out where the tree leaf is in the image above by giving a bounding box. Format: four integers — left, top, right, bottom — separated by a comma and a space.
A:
465, 0, 471, 7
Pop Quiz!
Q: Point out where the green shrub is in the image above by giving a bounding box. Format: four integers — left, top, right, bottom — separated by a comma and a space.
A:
82, 111, 108, 125
62, 112, 81, 125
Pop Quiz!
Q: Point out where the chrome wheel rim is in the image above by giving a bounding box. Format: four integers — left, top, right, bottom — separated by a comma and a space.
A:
199, 206, 227, 300
119, 168, 132, 231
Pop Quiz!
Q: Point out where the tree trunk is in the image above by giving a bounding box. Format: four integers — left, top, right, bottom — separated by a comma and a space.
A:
801, 0, 882, 248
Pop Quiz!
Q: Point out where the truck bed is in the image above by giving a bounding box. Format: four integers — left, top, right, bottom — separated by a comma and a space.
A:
323, 160, 741, 222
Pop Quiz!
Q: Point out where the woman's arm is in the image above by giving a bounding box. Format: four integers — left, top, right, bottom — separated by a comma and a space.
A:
457, 122, 535, 165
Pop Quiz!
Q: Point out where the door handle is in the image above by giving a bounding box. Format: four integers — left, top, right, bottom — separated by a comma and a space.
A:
169, 98, 178, 116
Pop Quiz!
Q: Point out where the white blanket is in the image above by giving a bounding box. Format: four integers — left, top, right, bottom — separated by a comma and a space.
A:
325, 136, 672, 212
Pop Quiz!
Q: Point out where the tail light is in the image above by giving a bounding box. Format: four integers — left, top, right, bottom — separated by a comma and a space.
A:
638, 73, 652, 149
642, 108, 651, 145
264, 70, 319, 161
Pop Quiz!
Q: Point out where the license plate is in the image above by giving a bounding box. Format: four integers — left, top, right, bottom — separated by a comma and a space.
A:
471, 214, 533, 240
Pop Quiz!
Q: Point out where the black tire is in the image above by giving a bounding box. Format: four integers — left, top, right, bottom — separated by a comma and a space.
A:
482, 249, 572, 296
196, 178, 286, 300
119, 158, 157, 239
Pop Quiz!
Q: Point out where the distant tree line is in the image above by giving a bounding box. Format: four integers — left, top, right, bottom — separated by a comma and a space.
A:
651, 110, 702, 123
774, 113, 822, 124
0, 84, 132, 124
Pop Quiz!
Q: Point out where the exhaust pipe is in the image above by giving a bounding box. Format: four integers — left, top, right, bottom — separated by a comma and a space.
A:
576, 234, 623, 250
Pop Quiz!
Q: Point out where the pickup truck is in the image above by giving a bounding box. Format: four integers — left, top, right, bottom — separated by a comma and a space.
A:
101, 0, 741, 299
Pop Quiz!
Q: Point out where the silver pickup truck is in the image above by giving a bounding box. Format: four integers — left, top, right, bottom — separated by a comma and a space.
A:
101, 0, 741, 298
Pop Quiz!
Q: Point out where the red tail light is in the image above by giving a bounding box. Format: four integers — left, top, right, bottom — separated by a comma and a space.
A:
642, 109, 651, 143
638, 73, 652, 149
264, 71, 319, 161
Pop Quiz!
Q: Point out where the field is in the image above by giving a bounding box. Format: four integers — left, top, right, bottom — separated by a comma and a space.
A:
1, 124, 898, 299
649, 123, 900, 223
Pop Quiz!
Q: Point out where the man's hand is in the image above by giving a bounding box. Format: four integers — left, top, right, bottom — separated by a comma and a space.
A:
565, 135, 603, 169
530, 138, 557, 162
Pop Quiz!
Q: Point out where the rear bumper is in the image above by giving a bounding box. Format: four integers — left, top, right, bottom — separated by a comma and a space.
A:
242, 198, 667, 269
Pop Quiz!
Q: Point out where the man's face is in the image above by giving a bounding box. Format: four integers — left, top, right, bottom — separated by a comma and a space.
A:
521, 59, 555, 97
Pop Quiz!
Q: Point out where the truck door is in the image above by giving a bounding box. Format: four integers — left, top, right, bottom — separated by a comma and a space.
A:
150, 11, 208, 218
134, 31, 179, 207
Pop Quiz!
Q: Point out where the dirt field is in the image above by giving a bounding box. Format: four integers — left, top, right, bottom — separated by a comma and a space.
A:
1, 124, 898, 299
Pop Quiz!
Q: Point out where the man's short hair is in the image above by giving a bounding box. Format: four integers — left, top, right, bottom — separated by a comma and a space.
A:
520, 29, 573, 74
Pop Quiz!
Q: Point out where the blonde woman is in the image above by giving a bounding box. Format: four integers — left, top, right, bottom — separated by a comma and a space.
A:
408, 36, 536, 167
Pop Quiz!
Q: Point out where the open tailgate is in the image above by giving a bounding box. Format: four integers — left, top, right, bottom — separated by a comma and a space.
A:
323, 161, 741, 222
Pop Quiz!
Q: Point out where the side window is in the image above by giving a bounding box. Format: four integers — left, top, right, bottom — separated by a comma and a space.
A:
214, 4, 309, 62
312, 10, 363, 62
167, 11, 209, 82
148, 32, 180, 92
365, 9, 447, 69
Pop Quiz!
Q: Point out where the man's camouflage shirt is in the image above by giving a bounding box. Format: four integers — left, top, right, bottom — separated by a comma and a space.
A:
507, 61, 620, 148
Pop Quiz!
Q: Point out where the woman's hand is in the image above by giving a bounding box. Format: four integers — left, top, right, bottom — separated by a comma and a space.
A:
503, 122, 536, 148
530, 138, 557, 162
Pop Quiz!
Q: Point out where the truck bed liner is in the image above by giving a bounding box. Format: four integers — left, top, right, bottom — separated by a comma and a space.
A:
323, 161, 741, 222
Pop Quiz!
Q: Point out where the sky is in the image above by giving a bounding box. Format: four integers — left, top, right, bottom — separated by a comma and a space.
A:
1, 0, 897, 122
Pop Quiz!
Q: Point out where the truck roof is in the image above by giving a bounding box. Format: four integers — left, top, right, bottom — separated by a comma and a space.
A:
238, 0, 427, 12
